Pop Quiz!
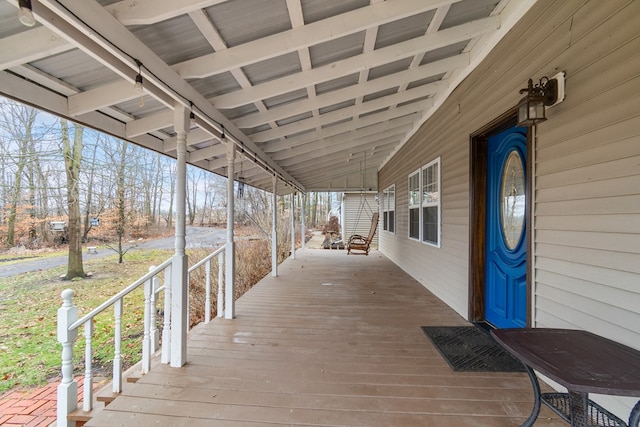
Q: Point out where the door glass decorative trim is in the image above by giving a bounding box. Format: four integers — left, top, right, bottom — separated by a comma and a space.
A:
500, 150, 525, 250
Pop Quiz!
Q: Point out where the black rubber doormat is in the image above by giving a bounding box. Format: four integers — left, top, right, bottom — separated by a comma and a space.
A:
421, 326, 525, 372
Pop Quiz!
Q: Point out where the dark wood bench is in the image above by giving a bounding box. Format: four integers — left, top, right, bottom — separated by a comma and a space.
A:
492, 328, 640, 427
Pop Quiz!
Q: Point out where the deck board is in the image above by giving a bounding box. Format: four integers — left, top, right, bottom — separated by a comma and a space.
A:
86, 249, 564, 426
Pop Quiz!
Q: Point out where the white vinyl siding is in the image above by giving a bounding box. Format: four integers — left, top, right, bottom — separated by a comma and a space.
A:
342, 192, 378, 248
378, 0, 640, 419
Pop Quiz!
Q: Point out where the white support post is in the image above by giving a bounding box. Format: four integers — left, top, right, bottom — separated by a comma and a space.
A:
225, 139, 236, 319
301, 193, 306, 249
171, 104, 189, 367
57, 289, 78, 427
271, 175, 278, 277
290, 193, 296, 259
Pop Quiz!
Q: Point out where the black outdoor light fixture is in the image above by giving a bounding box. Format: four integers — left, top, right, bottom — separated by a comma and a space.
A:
18, 0, 36, 27
517, 72, 565, 127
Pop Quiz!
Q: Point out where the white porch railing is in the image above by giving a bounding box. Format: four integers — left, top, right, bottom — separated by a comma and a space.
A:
56, 246, 225, 427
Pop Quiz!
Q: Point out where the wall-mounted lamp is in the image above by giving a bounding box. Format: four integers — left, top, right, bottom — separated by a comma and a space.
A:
517, 72, 565, 127
18, 0, 36, 27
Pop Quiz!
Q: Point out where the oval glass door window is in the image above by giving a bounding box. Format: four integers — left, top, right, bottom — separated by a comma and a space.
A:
500, 150, 525, 250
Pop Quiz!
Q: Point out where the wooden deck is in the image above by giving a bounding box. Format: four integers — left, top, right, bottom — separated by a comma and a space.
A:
86, 249, 564, 426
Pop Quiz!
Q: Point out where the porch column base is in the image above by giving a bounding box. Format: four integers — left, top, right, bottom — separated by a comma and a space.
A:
170, 254, 188, 367
56, 380, 77, 427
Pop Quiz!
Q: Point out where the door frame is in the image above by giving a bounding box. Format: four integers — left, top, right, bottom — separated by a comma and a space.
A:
468, 108, 533, 326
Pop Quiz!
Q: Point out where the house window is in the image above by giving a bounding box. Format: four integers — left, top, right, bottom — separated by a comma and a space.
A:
408, 170, 420, 240
422, 158, 440, 247
382, 185, 395, 233
407, 158, 441, 246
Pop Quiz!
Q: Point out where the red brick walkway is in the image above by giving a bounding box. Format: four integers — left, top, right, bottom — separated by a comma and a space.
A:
0, 378, 85, 427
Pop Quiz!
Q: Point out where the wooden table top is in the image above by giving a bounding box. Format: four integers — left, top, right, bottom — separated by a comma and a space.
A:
492, 328, 640, 396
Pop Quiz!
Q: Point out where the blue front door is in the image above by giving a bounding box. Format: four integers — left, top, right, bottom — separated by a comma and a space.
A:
485, 126, 527, 328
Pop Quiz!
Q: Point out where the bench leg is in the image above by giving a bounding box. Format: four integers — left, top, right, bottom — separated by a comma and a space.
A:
568, 391, 589, 427
521, 365, 542, 427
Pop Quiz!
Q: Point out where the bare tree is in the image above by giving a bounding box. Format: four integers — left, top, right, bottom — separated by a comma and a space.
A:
151, 152, 163, 226
0, 100, 38, 247
81, 140, 99, 242
164, 160, 175, 228
186, 167, 204, 225
112, 141, 130, 263
60, 119, 86, 279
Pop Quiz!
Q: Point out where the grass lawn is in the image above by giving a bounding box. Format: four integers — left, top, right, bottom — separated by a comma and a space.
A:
0, 238, 276, 395
0, 249, 174, 394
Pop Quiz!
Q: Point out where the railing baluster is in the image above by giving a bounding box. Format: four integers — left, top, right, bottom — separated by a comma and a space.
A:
56, 247, 223, 423
161, 264, 172, 364
151, 275, 159, 352
113, 299, 123, 393
205, 259, 211, 323
83, 320, 94, 412
57, 289, 78, 427
217, 250, 224, 318
142, 275, 152, 374
186, 270, 191, 333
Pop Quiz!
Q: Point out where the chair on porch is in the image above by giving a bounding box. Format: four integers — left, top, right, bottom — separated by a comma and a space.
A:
346, 212, 379, 255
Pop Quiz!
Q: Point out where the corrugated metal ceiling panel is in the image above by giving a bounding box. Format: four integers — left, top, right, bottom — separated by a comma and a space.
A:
206, 0, 291, 47
0, 0, 533, 193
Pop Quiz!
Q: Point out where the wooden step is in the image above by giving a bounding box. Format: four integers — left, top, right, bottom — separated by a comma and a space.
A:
68, 402, 106, 427
68, 409, 92, 424
95, 392, 118, 406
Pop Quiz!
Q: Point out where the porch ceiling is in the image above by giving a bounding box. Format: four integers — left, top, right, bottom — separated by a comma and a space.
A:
0, 0, 534, 194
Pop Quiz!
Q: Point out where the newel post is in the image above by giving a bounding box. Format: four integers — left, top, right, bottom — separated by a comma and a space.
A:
57, 289, 78, 427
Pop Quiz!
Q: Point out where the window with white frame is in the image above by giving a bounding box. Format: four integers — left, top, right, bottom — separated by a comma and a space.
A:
407, 157, 441, 246
382, 185, 395, 233
408, 169, 420, 240
421, 158, 440, 246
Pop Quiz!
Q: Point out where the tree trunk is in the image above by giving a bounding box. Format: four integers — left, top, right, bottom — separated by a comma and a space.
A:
166, 163, 175, 228
82, 142, 98, 242
312, 192, 318, 227
115, 142, 128, 263
35, 161, 50, 243
61, 119, 86, 279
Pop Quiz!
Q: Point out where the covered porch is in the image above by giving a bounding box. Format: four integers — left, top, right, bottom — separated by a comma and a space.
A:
85, 249, 563, 426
